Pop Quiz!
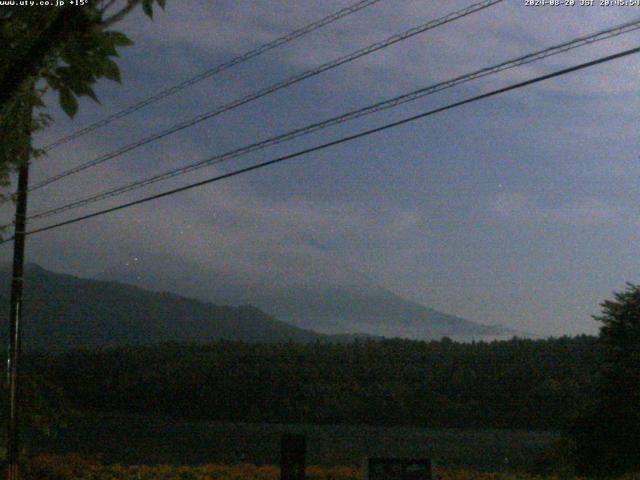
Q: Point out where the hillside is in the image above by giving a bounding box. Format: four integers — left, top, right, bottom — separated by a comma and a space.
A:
97, 256, 511, 340
0, 264, 326, 350
256, 285, 509, 340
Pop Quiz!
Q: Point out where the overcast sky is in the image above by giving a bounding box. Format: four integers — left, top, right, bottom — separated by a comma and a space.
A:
2, 0, 640, 336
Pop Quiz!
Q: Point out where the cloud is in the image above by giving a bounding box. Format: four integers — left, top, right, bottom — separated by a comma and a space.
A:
21, 167, 431, 291
118, 0, 640, 100
491, 191, 625, 226
4, 0, 639, 340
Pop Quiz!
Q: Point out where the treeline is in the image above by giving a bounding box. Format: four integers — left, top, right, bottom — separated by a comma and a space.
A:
27, 336, 603, 430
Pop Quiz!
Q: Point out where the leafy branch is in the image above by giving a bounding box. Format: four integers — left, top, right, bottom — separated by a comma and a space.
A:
0, 0, 166, 199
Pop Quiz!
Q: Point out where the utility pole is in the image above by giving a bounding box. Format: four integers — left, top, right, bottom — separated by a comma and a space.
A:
6, 162, 29, 480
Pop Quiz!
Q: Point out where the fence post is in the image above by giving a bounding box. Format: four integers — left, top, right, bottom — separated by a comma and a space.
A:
281, 433, 306, 480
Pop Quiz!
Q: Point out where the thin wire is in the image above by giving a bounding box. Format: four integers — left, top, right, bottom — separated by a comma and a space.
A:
30, 0, 504, 191
6, 44, 639, 243
25, 17, 640, 223
41, 0, 384, 152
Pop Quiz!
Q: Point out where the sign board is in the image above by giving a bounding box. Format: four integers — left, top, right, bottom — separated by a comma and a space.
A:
367, 457, 432, 480
280, 433, 306, 480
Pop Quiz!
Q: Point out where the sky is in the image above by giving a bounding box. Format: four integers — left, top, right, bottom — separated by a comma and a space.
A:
2, 0, 640, 336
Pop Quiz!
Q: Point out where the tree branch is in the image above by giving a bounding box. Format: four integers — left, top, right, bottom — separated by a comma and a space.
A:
100, 0, 120, 16
100, 0, 141, 30
0, 7, 90, 113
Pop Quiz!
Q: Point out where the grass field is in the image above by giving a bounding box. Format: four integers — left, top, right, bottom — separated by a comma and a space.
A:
24, 456, 640, 480
29, 414, 558, 472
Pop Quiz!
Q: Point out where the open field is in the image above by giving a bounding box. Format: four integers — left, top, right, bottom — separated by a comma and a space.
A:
23, 456, 640, 480
29, 414, 558, 472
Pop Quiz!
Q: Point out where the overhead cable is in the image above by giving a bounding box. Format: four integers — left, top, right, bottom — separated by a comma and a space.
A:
41, 0, 385, 152
25, 17, 640, 223
31, 0, 504, 191
6, 44, 638, 243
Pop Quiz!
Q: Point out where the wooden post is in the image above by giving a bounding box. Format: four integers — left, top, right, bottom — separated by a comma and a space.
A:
281, 433, 306, 480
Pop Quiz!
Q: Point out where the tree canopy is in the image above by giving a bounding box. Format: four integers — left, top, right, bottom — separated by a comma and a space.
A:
31, 336, 601, 430
570, 284, 640, 475
0, 0, 165, 200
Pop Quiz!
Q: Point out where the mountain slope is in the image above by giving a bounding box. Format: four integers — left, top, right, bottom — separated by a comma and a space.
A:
0, 264, 326, 350
258, 285, 508, 340
96, 257, 511, 341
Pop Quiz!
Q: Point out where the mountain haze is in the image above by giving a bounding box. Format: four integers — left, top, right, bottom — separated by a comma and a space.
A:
97, 256, 511, 341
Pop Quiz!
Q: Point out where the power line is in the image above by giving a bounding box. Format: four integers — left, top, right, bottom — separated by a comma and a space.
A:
5, 44, 638, 244
41, 0, 384, 152
30, 0, 504, 191
25, 17, 640, 223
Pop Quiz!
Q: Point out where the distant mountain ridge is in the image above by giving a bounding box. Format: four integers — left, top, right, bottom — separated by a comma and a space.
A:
0, 264, 333, 351
96, 257, 513, 341
259, 285, 509, 340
